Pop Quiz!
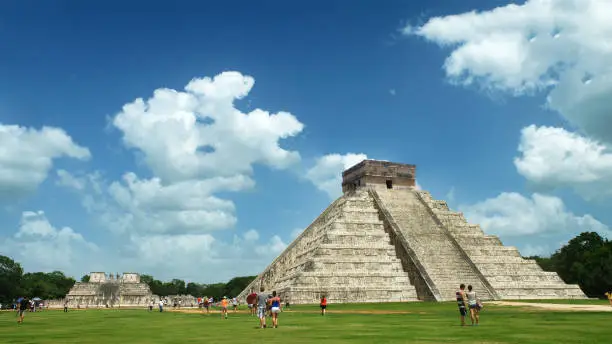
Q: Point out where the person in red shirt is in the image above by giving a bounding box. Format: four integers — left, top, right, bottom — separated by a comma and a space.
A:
320, 295, 327, 316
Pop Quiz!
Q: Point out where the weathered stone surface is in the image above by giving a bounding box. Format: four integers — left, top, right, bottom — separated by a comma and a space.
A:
239, 160, 586, 303
51, 272, 156, 308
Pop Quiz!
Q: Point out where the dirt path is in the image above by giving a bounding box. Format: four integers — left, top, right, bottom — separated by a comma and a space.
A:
490, 301, 612, 312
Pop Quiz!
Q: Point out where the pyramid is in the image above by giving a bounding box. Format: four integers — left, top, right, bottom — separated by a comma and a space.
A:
238, 160, 586, 303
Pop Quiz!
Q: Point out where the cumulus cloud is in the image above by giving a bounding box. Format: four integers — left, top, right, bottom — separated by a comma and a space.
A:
125, 229, 286, 281
2, 211, 99, 273
112, 71, 304, 183
406, 0, 612, 143
306, 153, 367, 199
0, 124, 90, 199
514, 125, 612, 199
460, 192, 609, 237
49, 71, 305, 280
56, 169, 87, 190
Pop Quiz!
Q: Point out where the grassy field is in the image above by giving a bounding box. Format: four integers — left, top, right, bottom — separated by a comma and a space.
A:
505, 298, 609, 305
1, 302, 611, 343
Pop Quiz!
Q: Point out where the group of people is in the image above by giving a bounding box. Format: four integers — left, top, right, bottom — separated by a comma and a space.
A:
244, 287, 328, 329
456, 284, 483, 326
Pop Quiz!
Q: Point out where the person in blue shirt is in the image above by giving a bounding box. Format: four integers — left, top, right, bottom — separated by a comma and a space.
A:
270, 291, 281, 328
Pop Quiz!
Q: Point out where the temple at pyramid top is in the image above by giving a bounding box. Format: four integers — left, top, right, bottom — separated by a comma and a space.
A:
342, 160, 416, 193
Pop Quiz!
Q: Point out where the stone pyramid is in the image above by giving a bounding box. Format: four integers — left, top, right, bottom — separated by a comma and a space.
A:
238, 160, 586, 303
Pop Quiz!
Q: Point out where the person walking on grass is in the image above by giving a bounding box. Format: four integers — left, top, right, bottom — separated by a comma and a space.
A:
257, 287, 268, 329
17, 296, 29, 324
466, 285, 481, 326
605, 292, 612, 306
320, 295, 327, 316
270, 291, 281, 328
456, 284, 468, 326
232, 297, 238, 313
203, 296, 210, 314
220, 297, 229, 319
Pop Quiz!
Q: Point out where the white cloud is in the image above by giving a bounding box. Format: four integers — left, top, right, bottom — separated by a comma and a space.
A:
112, 71, 304, 183
125, 229, 287, 282
445, 186, 456, 204
55, 71, 305, 238
56, 169, 86, 190
2, 211, 98, 273
290, 227, 304, 238
389, 89, 397, 96
106, 172, 256, 234
414, 180, 422, 190
460, 192, 609, 237
47, 71, 305, 281
306, 153, 367, 199
514, 125, 612, 199
520, 244, 550, 257
406, 0, 612, 143
0, 124, 90, 198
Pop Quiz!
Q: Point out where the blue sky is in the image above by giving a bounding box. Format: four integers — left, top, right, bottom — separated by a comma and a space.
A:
1, 0, 611, 283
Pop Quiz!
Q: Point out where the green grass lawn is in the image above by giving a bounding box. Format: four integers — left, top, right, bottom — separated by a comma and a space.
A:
1, 302, 610, 343
505, 298, 609, 305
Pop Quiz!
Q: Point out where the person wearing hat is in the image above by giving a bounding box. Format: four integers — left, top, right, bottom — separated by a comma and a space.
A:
220, 296, 229, 319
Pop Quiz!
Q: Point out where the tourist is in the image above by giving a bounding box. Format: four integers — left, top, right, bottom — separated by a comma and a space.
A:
158, 299, 164, 312
63, 300, 68, 313
247, 290, 257, 316
320, 295, 327, 316
270, 291, 281, 328
466, 285, 481, 326
266, 295, 273, 317
17, 296, 29, 324
256, 287, 268, 328
220, 296, 229, 319
148, 300, 153, 312
203, 296, 210, 313
456, 284, 468, 326
606, 292, 612, 306
232, 297, 238, 313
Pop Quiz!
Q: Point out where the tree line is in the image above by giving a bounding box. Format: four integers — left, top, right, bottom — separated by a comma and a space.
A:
1, 255, 255, 303
525, 231, 612, 298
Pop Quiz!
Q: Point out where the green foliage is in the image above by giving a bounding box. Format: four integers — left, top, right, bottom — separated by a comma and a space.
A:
0, 255, 23, 302
81, 274, 90, 282
528, 231, 612, 298
20, 271, 76, 300
139, 275, 256, 299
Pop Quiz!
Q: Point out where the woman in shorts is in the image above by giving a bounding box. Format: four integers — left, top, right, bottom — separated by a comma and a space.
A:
270, 291, 281, 328
466, 285, 481, 326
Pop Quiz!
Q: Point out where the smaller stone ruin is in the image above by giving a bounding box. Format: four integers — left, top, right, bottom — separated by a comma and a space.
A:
58, 272, 156, 308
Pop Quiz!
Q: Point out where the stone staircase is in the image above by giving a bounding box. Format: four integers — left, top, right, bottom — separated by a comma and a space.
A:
418, 191, 586, 300
238, 189, 419, 304
373, 188, 495, 301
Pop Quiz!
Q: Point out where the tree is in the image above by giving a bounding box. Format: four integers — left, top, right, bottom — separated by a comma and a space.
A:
81, 274, 90, 282
0, 255, 24, 302
530, 231, 612, 298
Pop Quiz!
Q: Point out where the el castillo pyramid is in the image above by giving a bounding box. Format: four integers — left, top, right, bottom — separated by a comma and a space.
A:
238, 160, 586, 303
